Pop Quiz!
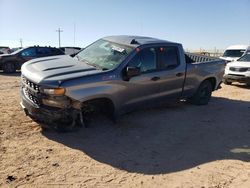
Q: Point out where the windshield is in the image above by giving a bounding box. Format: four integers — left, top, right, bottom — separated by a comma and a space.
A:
223, 49, 245, 57
75, 39, 134, 70
237, 53, 250, 62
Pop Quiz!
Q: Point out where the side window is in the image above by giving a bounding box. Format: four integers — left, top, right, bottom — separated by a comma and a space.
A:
128, 48, 157, 73
51, 48, 64, 55
158, 46, 179, 69
21, 48, 36, 57
37, 47, 51, 56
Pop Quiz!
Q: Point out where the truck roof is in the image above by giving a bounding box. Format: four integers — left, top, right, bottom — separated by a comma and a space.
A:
102, 35, 180, 47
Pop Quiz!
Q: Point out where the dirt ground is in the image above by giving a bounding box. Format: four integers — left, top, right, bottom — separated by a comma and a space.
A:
0, 73, 250, 188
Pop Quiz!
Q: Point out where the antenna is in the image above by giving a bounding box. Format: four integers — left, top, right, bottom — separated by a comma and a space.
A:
56, 28, 63, 47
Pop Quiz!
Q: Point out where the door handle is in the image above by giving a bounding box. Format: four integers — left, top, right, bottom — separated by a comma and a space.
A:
151, 76, 160, 81
176, 72, 184, 77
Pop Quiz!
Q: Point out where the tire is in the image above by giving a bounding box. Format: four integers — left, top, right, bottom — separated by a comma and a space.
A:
190, 80, 213, 105
3, 62, 16, 73
223, 79, 232, 85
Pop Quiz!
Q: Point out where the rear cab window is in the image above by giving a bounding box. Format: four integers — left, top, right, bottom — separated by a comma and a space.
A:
158, 46, 180, 69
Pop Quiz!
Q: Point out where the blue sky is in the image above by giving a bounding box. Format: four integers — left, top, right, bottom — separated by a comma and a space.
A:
0, 0, 250, 50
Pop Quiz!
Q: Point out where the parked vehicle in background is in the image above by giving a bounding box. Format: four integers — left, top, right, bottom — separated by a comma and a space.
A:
0, 46, 65, 73
59, 47, 81, 56
20, 36, 225, 131
220, 45, 250, 62
10, 47, 22, 53
223, 52, 250, 86
0, 46, 11, 54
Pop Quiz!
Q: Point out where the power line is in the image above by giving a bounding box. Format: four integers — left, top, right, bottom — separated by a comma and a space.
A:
56, 28, 63, 47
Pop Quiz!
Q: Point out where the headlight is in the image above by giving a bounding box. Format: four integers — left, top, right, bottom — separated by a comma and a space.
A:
43, 88, 65, 96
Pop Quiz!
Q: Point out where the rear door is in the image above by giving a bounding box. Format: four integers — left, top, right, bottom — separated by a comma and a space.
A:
156, 45, 186, 98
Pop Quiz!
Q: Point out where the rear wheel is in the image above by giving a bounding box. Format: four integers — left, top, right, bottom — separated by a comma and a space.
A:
190, 80, 213, 105
3, 62, 16, 73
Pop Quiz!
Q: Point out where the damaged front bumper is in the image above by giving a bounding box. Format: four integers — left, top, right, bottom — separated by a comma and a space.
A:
20, 89, 81, 128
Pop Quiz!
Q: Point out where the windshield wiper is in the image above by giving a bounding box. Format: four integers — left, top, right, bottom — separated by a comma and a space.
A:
77, 58, 108, 71
85, 62, 108, 71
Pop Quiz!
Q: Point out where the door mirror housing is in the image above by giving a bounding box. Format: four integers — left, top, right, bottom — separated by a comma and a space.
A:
126, 66, 141, 78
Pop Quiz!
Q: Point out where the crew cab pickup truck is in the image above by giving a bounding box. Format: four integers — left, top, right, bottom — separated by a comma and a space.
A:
20, 36, 225, 131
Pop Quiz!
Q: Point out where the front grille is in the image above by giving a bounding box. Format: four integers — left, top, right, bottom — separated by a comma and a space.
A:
23, 88, 40, 105
21, 76, 40, 92
21, 75, 41, 106
229, 67, 248, 72
228, 74, 245, 77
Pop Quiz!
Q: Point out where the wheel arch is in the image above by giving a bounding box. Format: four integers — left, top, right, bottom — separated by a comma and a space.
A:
81, 97, 116, 116
201, 77, 217, 91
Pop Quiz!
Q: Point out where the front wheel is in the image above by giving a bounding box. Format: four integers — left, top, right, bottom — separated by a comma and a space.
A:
3, 62, 16, 73
190, 80, 213, 105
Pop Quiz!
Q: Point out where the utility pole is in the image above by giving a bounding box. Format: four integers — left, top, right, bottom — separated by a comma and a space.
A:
56, 28, 63, 47
20, 39, 23, 48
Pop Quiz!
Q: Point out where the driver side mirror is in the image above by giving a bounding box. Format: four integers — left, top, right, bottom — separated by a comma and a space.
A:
126, 66, 141, 78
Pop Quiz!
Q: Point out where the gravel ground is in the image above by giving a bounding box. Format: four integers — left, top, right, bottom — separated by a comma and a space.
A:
0, 73, 250, 188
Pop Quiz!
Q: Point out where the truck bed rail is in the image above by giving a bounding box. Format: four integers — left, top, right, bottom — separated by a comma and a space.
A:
185, 52, 219, 64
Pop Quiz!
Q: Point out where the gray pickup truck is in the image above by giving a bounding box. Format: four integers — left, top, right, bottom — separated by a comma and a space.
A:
20, 36, 225, 131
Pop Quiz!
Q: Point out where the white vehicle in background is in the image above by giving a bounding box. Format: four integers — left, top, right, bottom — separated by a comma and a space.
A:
223, 52, 250, 86
220, 45, 250, 62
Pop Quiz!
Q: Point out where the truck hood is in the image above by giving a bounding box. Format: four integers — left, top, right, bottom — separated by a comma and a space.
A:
21, 55, 103, 86
227, 61, 250, 68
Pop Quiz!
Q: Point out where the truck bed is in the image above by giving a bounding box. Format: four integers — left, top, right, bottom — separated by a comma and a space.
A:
185, 53, 220, 64
183, 53, 225, 98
